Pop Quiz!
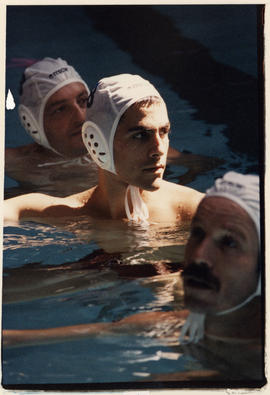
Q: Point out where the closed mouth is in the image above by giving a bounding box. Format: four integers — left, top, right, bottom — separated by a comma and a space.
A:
184, 275, 219, 292
143, 165, 164, 173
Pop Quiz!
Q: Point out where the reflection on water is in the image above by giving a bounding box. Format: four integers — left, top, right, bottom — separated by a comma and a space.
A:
4, 218, 263, 386
3, 210, 264, 386
2, 217, 192, 384
4, 218, 190, 254
3, 4, 263, 388
2, 219, 190, 385
5, 157, 99, 198
3, 219, 187, 305
86, 5, 262, 163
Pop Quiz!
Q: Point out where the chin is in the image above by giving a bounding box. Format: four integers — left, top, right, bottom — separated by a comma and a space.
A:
127, 175, 163, 192
141, 184, 161, 192
145, 184, 160, 192
184, 293, 217, 314
146, 178, 163, 191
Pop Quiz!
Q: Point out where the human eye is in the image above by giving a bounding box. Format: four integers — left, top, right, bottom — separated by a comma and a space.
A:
51, 105, 66, 115
132, 130, 149, 140
190, 225, 204, 240
78, 95, 89, 108
160, 127, 171, 137
220, 234, 238, 249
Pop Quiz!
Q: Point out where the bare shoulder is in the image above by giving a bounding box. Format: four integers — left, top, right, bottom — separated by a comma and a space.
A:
68, 186, 96, 203
4, 191, 87, 223
160, 180, 204, 219
6, 191, 80, 205
161, 180, 204, 202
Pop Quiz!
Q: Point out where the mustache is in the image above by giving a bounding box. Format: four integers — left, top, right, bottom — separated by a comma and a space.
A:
181, 262, 220, 291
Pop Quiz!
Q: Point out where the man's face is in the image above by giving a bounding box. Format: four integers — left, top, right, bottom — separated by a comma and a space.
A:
183, 197, 259, 314
44, 82, 88, 157
113, 101, 170, 191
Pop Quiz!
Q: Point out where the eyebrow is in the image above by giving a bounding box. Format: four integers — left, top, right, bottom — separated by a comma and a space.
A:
47, 90, 88, 110
47, 99, 68, 110
221, 225, 249, 241
127, 122, 171, 133
191, 217, 250, 241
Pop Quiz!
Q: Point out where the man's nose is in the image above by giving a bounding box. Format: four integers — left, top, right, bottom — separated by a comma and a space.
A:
190, 237, 214, 268
72, 103, 86, 123
149, 132, 166, 158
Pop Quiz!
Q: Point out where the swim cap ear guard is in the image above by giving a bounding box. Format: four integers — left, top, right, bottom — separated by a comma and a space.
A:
179, 171, 261, 344
19, 57, 89, 155
82, 74, 164, 176
82, 74, 165, 224
82, 121, 113, 172
18, 104, 52, 150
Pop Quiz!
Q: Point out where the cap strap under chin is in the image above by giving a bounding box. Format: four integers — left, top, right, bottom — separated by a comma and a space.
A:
179, 312, 205, 344
216, 274, 261, 316
180, 275, 261, 344
124, 185, 149, 224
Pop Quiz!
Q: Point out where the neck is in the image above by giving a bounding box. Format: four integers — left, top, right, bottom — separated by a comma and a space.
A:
34, 144, 63, 160
95, 169, 130, 219
205, 297, 262, 341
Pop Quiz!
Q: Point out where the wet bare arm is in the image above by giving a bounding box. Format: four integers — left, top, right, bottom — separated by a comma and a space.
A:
3, 193, 79, 223
3, 311, 188, 348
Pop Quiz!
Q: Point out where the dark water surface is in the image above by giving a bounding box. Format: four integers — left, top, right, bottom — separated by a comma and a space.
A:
3, 4, 265, 390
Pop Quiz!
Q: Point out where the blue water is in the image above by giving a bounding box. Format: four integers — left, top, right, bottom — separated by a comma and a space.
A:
3, 4, 262, 388
3, 221, 189, 385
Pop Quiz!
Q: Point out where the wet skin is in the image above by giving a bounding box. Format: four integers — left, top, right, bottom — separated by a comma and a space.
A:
43, 82, 89, 158
182, 196, 259, 314
113, 101, 170, 191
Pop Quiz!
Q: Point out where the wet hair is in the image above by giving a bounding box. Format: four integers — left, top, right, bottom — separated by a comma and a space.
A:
134, 96, 163, 108
119, 96, 163, 124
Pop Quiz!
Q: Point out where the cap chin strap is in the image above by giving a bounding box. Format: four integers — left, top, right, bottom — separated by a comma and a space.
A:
37, 154, 93, 168
179, 312, 205, 344
216, 274, 261, 316
124, 185, 149, 225
179, 275, 261, 344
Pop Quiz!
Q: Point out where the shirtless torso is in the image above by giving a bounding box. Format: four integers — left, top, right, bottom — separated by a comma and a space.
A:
4, 178, 203, 225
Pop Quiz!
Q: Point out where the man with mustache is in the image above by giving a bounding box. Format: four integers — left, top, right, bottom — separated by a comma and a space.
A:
4, 73, 203, 224
3, 172, 263, 381
179, 171, 261, 344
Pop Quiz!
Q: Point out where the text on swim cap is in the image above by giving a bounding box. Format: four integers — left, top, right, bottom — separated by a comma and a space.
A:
49, 67, 68, 79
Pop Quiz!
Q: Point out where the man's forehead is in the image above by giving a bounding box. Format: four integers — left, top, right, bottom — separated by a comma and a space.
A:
46, 82, 88, 108
124, 102, 169, 125
194, 196, 256, 235
198, 196, 247, 216
51, 82, 87, 99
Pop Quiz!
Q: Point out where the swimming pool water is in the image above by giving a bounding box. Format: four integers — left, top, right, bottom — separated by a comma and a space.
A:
3, 3, 263, 389
2, 220, 191, 385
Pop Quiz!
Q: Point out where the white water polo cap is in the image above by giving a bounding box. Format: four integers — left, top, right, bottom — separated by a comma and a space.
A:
82, 73, 164, 174
207, 171, 261, 313
206, 171, 260, 243
180, 171, 261, 344
18, 57, 89, 154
